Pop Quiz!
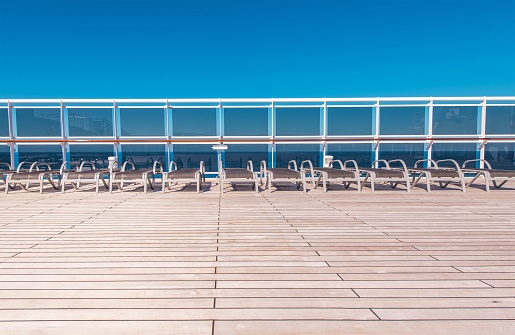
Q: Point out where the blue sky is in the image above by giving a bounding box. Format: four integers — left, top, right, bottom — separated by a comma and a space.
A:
0, 0, 514, 98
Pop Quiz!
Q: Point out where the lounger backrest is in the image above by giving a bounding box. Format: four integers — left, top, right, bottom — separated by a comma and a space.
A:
462, 159, 492, 169
372, 159, 390, 169
0, 162, 12, 171
16, 161, 34, 173
342, 160, 359, 172
435, 159, 461, 171
246, 160, 253, 172
414, 159, 437, 168
388, 159, 409, 172
153, 161, 163, 174
287, 160, 298, 171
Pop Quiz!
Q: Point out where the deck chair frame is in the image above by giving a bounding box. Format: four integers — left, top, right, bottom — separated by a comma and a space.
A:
162, 161, 204, 193
462, 159, 515, 192
313, 160, 361, 192
409, 159, 466, 192
359, 159, 411, 192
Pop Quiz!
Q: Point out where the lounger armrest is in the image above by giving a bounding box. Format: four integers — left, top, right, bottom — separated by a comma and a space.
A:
153, 161, 163, 174
462, 159, 491, 169
246, 160, 254, 172
436, 159, 461, 171
109, 161, 121, 174
388, 159, 409, 173
260, 160, 267, 175
168, 161, 178, 172
300, 160, 314, 174
287, 160, 298, 171
0, 162, 12, 170
17, 161, 33, 173
121, 161, 135, 172
343, 160, 359, 171
200, 161, 205, 175
331, 160, 344, 170
414, 159, 437, 168
79, 161, 94, 172
372, 159, 390, 169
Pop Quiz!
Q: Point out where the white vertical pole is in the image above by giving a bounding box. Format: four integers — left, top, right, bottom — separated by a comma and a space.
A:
480, 98, 487, 168
374, 99, 380, 167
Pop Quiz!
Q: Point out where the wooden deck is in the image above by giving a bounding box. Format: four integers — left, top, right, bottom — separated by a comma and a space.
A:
1, 181, 515, 334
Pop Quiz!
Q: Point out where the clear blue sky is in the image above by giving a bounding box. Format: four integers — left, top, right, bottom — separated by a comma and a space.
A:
0, 0, 514, 98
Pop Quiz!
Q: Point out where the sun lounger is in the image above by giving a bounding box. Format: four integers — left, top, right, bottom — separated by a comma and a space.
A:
219, 160, 259, 193
61, 161, 110, 193
260, 160, 314, 193
109, 160, 162, 193
313, 160, 361, 192
162, 161, 204, 193
359, 159, 411, 192
409, 159, 466, 192
462, 159, 515, 191
4, 161, 61, 194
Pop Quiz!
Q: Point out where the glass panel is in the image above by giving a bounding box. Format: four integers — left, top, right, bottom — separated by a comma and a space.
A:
380, 107, 426, 135
431, 143, 477, 166
16, 108, 61, 137
379, 143, 425, 167
120, 108, 165, 136
486, 106, 515, 135
327, 107, 373, 136
432, 106, 479, 135
276, 108, 320, 136
275, 144, 321, 168
0, 145, 10, 165
17, 145, 63, 169
484, 143, 515, 170
224, 108, 268, 136
121, 144, 165, 170
326, 143, 373, 168
69, 144, 115, 168
0, 109, 9, 136
172, 144, 217, 172
173, 108, 217, 136
225, 144, 268, 171
68, 108, 113, 136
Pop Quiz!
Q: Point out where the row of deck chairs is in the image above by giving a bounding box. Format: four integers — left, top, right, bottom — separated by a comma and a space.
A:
1, 158, 515, 193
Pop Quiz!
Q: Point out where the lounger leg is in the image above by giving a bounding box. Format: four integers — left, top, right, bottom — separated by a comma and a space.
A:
356, 178, 361, 192
61, 176, 66, 193
268, 175, 272, 193
255, 178, 259, 193
302, 175, 306, 193
406, 176, 411, 193
197, 179, 201, 193
39, 176, 44, 194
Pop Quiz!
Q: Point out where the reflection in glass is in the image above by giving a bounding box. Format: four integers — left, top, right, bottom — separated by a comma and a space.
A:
16, 108, 61, 137
69, 144, 115, 168
224, 108, 268, 136
379, 143, 425, 167
327, 107, 373, 136
275, 144, 321, 168
121, 144, 165, 170
68, 108, 113, 136
486, 106, 515, 135
18, 145, 63, 169
173, 144, 217, 172
432, 106, 479, 135
120, 108, 165, 136
0, 145, 10, 165
173, 108, 217, 136
380, 107, 426, 135
225, 144, 268, 171
431, 143, 477, 166
326, 143, 373, 167
485, 143, 515, 170
276, 108, 320, 136
0, 109, 9, 136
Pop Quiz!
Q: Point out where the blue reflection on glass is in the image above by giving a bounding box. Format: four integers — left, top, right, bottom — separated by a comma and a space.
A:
275, 144, 321, 168
121, 144, 165, 170
380, 107, 426, 135
173, 108, 217, 136
68, 108, 113, 136
486, 106, 515, 135
16, 108, 61, 137
485, 143, 515, 170
276, 108, 320, 136
224, 108, 268, 136
431, 143, 477, 166
326, 143, 373, 167
379, 143, 425, 167
327, 107, 373, 136
173, 144, 217, 172
69, 144, 115, 168
0, 145, 9, 164
120, 108, 165, 136
17, 145, 63, 169
433, 106, 479, 135
0, 109, 8, 136
225, 144, 268, 171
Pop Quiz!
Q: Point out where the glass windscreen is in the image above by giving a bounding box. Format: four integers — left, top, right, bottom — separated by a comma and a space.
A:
173, 108, 217, 136
225, 144, 268, 171
0, 109, 9, 136
275, 144, 321, 168
326, 143, 373, 168
69, 144, 115, 168
432, 106, 479, 135
485, 106, 515, 135
68, 108, 113, 136
120, 108, 165, 136
120, 144, 166, 170
172, 144, 217, 172
379, 143, 425, 167
484, 142, 515, 170
327, 107, 373, 136
16, 108, 62, 137
276, 108, 320, 136
224, 108, 268, 136
17, 145, 63, 169
380, 106, 426, 135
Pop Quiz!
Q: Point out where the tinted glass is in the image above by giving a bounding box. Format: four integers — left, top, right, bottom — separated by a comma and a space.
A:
484, 143, 515, 170
16, 108, 61, 137
0, 109, 8, 136
69, 144, 115, 168
433, 106, 479, 135
120, 108, 165, 136
380, 107, 426, 135
327, 107, 373, 136
224, 108, 268, 136
431, 143, 477, 166
121, 144, 165, 170
326, 143, 373, 168
68, 108, 113, 136
173, 108, 217, 136
17, 145, 63, 169
486, 106, 515, 135
0, 145, 10, 165
173, 144, 217, 172
275, 144, 321, 168
276, 108, 320, 136
379, 143, 425, 167
225, 144, 268, 171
